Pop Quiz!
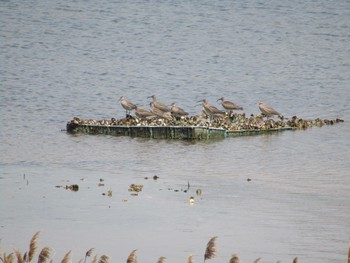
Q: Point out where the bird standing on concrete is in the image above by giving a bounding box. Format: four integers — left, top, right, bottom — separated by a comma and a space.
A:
119, 96, 136, 117
148, 95, 171, 112
217, 97, 243, 111
258, 101, 281, 117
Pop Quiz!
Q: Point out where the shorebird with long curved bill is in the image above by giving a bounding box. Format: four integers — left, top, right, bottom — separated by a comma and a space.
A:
258, 101, 282, 117
217, 97, 243, 111
150, 102, 172, 120
148, 95, 171, 112
135, 106, 156, 120
198, 99, 225, 120
170, 102, 188, 117
119, 96, 136, 117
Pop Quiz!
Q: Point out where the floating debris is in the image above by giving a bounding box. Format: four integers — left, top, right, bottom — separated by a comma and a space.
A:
128, 184, 143, 193
189, 196, 195, 205
56, 184, 79, 192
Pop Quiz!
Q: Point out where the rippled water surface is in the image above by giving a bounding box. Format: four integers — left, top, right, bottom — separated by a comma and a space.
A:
1, 1, 350, 262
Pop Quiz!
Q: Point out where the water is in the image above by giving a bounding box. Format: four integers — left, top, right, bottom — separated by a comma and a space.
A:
1, 0, 350, 262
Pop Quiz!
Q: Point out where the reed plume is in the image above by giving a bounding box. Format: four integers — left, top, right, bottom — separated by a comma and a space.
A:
156, 256, 166, 263
229, 254, 240, 263
204, 236, 218, 262
253, 257, 261, 263
13, 248, 23, 263
187, 255, 193, 263
61, 251, 72, 263
38, 247, 53, 263
126, 250, 137, 263
97, 255, 110, 263
28, 231, 40, 262
91, 255, 97, 263
23, 253, 28, 263
4, 253, 15, 263
83, 249, 94, 263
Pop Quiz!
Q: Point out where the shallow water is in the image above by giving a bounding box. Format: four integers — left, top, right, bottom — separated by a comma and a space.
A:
1, 0, 350, 262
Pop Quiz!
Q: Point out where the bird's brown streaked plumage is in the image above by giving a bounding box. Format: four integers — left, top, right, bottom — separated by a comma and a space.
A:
217, 97, 243, 111
135, 106, 156, 120
259, 101, 281, 116
119, 96, 136, 116
199, 99, 225, 119
150, 102, 172, 120
171, 103, 188, 116
148, 95, 171, 112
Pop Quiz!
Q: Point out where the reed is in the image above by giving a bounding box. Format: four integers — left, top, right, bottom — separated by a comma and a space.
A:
61, 251, 72, 263
28, 231, 40, 262
253, 257, 261, 263
97, 255, 109, 263
4, 231, 350, 263
90, 255, 97, 263
83, 249, 94, 263
229, 254, 240, 263
203, 236, 218, 262
38, 247, 53, 263
13, 248, 23, 263
126, 250, 137, 263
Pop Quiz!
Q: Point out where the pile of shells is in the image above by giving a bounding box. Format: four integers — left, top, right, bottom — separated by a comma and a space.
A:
68, 113, 344, 132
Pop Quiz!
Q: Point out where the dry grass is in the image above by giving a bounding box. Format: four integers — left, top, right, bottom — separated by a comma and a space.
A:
61, 251, 72, 263
203, 236, 217, 262
1, 231, 349, 263
229, 254, 240, 263
38, 247, 53, 263
126, 250, 137, 263
28, 231, 40, 262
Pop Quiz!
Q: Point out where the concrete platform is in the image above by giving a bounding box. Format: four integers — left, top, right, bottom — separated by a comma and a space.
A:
66, 122, 293, 140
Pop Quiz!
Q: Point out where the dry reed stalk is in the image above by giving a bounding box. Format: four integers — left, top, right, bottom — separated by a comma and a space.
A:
156, 256, 166, 263
13, 249, 23, 263
4, 253, 15, 263
61, 251, 72, 263
83, 249, 94, 263
28, 231, 40, 262
97, 255, 109, 263
90, 255, 97, 263
23, 253, 28, 263
187, 255, 193, 263
293, 257, 298, 263
38, 247, 53, 263
229, 254, 240, 263
348, 243, 350, 263
253, 257, 261, 263
126, 250, 137, 263
204, 236, 218, 262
